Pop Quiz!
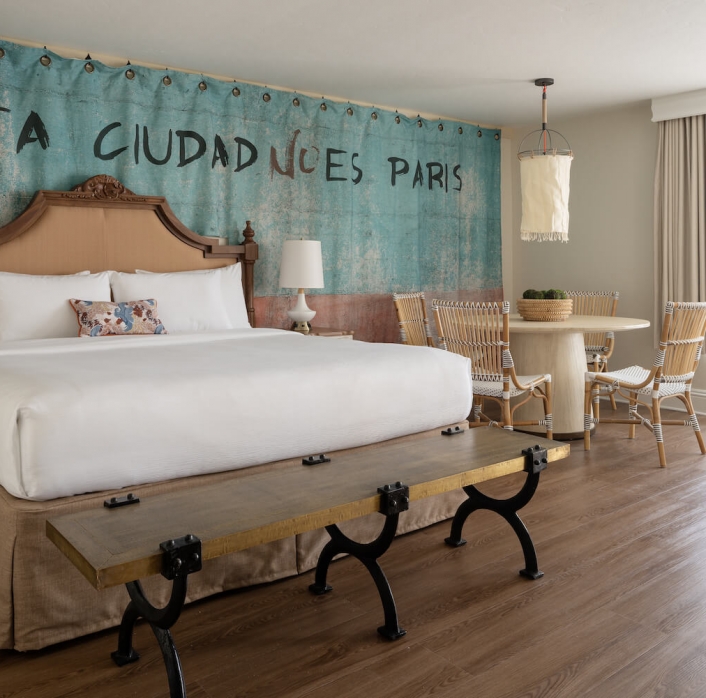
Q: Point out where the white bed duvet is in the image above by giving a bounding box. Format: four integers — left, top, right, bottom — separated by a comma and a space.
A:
0, 329, 472, 500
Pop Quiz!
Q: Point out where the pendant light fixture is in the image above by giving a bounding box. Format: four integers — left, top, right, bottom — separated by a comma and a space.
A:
518, 78, 573, 242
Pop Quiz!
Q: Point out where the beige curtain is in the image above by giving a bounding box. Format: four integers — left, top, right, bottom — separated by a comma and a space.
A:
654, 115, 706, 335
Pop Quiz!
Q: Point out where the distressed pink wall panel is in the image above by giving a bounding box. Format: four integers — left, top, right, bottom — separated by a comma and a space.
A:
254, 288, 503, 343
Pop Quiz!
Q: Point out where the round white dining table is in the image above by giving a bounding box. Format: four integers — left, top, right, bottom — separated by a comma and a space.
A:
508, 314, 650, 439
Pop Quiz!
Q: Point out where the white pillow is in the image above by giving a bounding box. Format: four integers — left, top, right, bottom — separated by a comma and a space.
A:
0, 271, 111, 341
110, 270, 233, 333
135, 264, 250, 328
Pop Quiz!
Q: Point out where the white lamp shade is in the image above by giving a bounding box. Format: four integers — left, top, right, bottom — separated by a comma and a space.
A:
519, 154, 572, 242
279, 240, 324, 289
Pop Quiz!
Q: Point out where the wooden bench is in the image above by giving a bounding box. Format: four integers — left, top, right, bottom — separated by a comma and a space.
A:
47, 426, 569, 698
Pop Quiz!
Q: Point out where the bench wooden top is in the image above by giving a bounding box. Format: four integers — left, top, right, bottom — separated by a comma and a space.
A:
47, 427, 569, 590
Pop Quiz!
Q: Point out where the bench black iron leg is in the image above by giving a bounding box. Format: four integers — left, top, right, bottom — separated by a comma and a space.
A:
444, 497, 476, 548
111, 596, 142, 665
112, 574, 190, 698
504, 510, 542, 580
445, 469, 544, 579
309, 538, 337, 595
309, 513, 406, 640
359, 556, 406, 640
152, 624, 187, 698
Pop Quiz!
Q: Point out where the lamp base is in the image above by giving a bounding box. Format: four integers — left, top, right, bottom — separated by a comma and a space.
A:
287, 290, 316, 333
292, 321, 311, 334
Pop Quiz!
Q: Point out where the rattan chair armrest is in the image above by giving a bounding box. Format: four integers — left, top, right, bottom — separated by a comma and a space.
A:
590, 370, 655, 391
509, 368, 548, 391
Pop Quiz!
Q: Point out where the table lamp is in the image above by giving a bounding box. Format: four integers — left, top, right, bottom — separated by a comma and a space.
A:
279, 240, 324, 334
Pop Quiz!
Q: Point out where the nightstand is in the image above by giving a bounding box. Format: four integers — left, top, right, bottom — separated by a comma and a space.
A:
305, 327, 354, 340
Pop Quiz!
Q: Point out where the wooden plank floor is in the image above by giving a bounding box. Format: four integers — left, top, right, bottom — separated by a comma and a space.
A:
3, 405, 706, 698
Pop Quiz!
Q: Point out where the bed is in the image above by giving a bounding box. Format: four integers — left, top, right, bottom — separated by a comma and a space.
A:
0, 175, 473, 651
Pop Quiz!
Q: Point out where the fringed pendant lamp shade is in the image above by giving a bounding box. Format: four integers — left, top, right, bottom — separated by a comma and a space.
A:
518, 79, 573, 242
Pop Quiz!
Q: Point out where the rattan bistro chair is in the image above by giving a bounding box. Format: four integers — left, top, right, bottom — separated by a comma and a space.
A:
392, 292, 435, 347
433, 299, 553, 438
584, 301, 706, 467
566, 290, 620, 409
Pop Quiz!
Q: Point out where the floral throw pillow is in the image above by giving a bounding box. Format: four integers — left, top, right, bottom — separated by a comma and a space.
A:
69, 299, 168, 337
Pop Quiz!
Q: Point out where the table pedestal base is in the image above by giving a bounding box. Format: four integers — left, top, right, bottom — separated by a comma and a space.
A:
511, 330, 589, 437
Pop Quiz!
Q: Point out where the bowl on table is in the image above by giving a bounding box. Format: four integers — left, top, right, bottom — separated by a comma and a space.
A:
516, 298, 573, 322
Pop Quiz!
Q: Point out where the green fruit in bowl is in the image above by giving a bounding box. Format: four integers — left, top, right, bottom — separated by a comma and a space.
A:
543, 289, 567, 299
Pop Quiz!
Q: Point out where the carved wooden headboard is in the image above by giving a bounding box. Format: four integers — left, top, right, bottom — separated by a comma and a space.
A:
0, 175, 259, 326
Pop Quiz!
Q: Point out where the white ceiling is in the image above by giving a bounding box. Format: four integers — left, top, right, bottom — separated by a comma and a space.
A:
2, 0, 706, 127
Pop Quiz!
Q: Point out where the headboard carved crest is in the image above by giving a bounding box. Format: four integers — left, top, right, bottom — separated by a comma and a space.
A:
70, 174, 144, 201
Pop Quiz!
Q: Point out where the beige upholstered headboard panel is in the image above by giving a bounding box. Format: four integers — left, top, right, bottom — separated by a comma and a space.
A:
0, 175, 259, 324
0, 206, 232, 274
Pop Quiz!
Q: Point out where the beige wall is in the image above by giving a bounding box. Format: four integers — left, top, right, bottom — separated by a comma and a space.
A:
504, 101, 706, 408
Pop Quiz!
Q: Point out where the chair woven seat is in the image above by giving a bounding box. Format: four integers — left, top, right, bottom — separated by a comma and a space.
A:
585, 350, 608, 365
587, 365, 687, 398
474, 374, 551, 398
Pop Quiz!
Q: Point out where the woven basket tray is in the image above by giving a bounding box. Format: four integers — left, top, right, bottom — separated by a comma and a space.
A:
516, 298, 573, 322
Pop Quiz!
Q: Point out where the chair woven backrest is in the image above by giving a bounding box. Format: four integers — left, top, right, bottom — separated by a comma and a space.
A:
392, 292, 435, 347
657, 301, 706, 382
432, 300, 509, 381
565, 291, 619, 353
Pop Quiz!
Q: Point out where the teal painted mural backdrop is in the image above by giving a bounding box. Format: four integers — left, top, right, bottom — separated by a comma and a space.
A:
0, 41, 501, 298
